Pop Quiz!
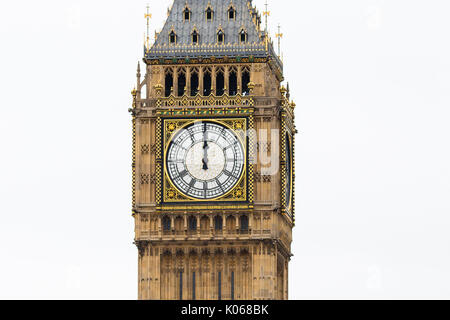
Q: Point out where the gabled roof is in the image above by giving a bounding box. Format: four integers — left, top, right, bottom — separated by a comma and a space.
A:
144, 0, 282, 72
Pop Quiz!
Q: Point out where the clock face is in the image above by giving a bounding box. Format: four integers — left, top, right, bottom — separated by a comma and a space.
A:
285, 133, 292, 210
166, 121, 245, 200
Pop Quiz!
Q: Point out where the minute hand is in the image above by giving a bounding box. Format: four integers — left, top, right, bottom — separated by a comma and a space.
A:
202, 132, 209, 170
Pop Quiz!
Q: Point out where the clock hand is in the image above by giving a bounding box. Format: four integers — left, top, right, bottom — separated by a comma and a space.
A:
202, 123, 209, 170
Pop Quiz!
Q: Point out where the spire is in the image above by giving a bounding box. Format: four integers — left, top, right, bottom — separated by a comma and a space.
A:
275, 24, 283, 57
286, 82, 290, 100
136, 62, 141, 98
263, 0, 270, 33
145, 4, 152, 50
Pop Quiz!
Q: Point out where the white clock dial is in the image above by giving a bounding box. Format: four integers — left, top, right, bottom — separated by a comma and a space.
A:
166, 121, 245, 200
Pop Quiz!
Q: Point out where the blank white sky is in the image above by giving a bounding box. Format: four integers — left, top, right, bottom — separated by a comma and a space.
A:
0, 0, 449, 299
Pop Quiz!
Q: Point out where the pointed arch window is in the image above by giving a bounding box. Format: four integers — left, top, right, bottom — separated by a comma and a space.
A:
240, 29, 247, 43
165, 69, 174, 97
190, 68, 199, 96
217, 30, 225, 44
229, 67, 238, 96
242, 66, 250, 96
188, 216, 197, 231
206, 7, 214, 21
177, 68, 186, 97
203, 67, 212, 96
162, 216, 171, 232
216, 68, 225, 96
169, 31, 177, 44
183, 7, 191, 21
214, 216, 223, 231
228, 6, 236, 20
192, 30, 199, 45
240, 215, 249, 231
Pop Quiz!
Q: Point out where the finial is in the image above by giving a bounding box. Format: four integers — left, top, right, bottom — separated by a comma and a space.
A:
263, 0, 270, 33
275, 24, 283, 57
145, 4, 152, 49
136, 62, 141, 88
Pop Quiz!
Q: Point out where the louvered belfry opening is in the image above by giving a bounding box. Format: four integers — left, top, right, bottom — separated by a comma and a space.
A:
203, 68, 212, 96
177, 68, 186, 97
165, 70, 173, 97
190, 70, 199, 96
229, 67, 238, 96
216, 68, 225, 96
242, 68, 250, 95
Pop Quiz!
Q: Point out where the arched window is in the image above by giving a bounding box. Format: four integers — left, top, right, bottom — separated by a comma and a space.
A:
165, 69, 173, 97
240, 29, 247, 43
169, 31, 177, 44
177, 68, 186, 97
183, 7, 191, 21
229, 68, 238, 96
192, 30, 199, 45
216, 68, 225, 96
228, 7, 236, 20
203, 68, 212, 96
206, 7, 214, 21
240, 215, 249, 231
214, 216, 223, 230
190, 69, 199, 96
188, 216, 197, 231
242, 67, 250, 95
162, 216, 171, 231
217, 30, 224, 44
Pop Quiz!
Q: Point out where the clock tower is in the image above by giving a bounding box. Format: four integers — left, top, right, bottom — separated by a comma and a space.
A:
130, 0, 296, 300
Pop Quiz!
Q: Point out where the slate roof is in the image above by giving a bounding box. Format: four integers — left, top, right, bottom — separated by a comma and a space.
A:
144, 0, 282, 71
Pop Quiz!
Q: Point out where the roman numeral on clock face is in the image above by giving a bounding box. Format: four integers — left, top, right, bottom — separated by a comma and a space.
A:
179, 170, 188, 178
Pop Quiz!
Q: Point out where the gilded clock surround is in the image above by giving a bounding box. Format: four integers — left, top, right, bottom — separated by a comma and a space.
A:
161, 117, 250, 204
130, 0, 296, 301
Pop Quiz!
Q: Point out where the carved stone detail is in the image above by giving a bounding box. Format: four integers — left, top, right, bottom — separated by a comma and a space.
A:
140, 173, 150, 185
141, 144, 150, 154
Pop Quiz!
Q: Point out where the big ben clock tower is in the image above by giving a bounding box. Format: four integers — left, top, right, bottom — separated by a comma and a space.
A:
130, 0, 296, 300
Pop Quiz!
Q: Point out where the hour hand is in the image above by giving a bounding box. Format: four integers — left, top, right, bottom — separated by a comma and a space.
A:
202, 157, 208, 170
202, 143, 209, 170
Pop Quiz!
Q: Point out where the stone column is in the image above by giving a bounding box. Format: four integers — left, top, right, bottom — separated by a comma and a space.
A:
238, 66, 242, 94
197, 215, 200, 236
186, 67, 191, 96
173, 66, 178, 96
225, 66, 230, 95
211, 66, 216, 94
199, 67, 204, 96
